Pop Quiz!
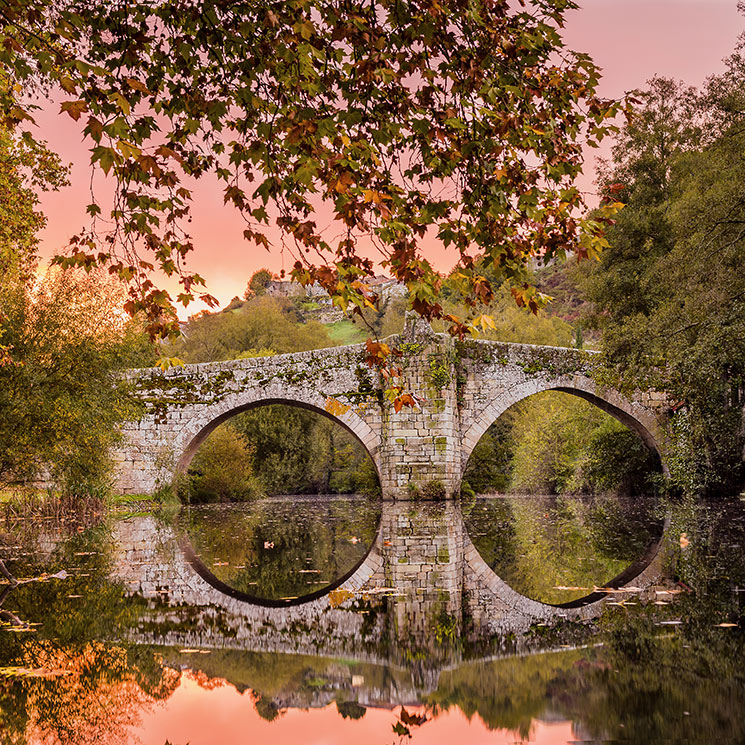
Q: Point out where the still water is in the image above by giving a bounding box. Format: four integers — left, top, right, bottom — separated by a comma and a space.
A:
0, 493, 743, 744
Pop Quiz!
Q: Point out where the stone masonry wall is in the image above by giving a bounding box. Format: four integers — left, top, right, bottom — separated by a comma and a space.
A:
114, 326, 670, 498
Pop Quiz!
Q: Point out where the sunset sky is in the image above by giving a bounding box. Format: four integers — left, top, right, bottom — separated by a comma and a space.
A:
34, 0, 745, 316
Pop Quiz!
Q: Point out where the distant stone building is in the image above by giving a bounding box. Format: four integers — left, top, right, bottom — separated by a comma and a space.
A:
264, 275, 406, 304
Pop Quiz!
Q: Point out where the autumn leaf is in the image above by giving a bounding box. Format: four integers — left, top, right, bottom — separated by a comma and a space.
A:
60, 100, 87, 121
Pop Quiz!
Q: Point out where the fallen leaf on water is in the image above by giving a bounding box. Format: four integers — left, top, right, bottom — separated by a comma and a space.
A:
328, 588, 354, 608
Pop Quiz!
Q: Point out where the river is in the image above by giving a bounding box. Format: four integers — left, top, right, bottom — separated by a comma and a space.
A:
0, 493, 742, 744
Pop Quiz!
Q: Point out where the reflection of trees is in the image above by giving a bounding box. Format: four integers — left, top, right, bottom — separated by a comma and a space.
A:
0, 641, 180, 745
182, 499, 380, 599
448, 497, 745, 743
554, 611, 745, 743
0, 518, 180, 745
431, 627, 745, 744
167, 648, 405, 719
429, 650, 583, 740
464, 495, 660, 604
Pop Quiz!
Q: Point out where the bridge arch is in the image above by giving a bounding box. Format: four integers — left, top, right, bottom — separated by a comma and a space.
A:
171, 389, 382, 482
460, 374, 667, 473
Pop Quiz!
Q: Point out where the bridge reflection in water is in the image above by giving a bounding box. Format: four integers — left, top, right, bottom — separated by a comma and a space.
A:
112, 499, 665, 690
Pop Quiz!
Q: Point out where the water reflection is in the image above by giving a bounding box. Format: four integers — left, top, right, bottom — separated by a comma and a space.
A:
0, 496, 741, 744
463, 494, 663, 604
178, 496, 380, 601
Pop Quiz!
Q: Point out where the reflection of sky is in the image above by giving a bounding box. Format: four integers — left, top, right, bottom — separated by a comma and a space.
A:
133, 674, 576, 745
35, 1, 743, 315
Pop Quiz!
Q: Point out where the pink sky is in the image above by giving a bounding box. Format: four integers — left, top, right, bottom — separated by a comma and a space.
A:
35, 0, 744, 316
131, 673, 578, 745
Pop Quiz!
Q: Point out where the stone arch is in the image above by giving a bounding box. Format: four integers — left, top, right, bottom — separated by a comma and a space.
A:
172, 388, 382, 481
460, 374, 666, 473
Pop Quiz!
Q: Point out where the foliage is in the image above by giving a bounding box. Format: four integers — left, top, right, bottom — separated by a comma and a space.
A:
509, 394, 614, 494
416, 479, 447, 500
0, 122, 68, 367
464, 391, 659, 497
582, 71, 745, 495
1, 0, 625, 341
230, 404, 379, 496
165, 296, 332, 363
244, 269, 275, 300
182, 425, 262, 503
435, 281, 574, 346
578, 420, 661, 496
0, 126, 68, 280
462, 416, 515, 493
0, 268, 154, 495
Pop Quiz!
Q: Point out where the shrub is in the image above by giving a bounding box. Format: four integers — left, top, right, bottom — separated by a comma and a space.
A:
182, 425, 262, 503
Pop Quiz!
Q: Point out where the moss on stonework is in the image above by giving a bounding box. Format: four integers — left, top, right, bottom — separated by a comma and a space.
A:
400, 342, 422, 356
430, 398, 445, 414
427, 357, 451, 390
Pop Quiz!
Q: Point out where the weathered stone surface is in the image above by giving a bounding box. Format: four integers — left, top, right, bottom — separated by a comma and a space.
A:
110, 500, 667, 661
114, 323, 669, 499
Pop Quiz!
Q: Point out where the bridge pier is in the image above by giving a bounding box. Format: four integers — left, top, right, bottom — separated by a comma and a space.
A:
377, 317, 461, 500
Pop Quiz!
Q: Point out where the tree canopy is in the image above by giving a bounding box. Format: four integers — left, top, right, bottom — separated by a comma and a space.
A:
581, 62, 745, 494
1, 0, 625, 341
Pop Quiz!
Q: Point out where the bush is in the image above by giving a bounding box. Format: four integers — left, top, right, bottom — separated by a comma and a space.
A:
182, 425, 262, 503
577, 423, 662, 496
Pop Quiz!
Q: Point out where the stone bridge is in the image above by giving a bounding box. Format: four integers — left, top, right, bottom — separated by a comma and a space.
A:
114, 318, 669, 498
